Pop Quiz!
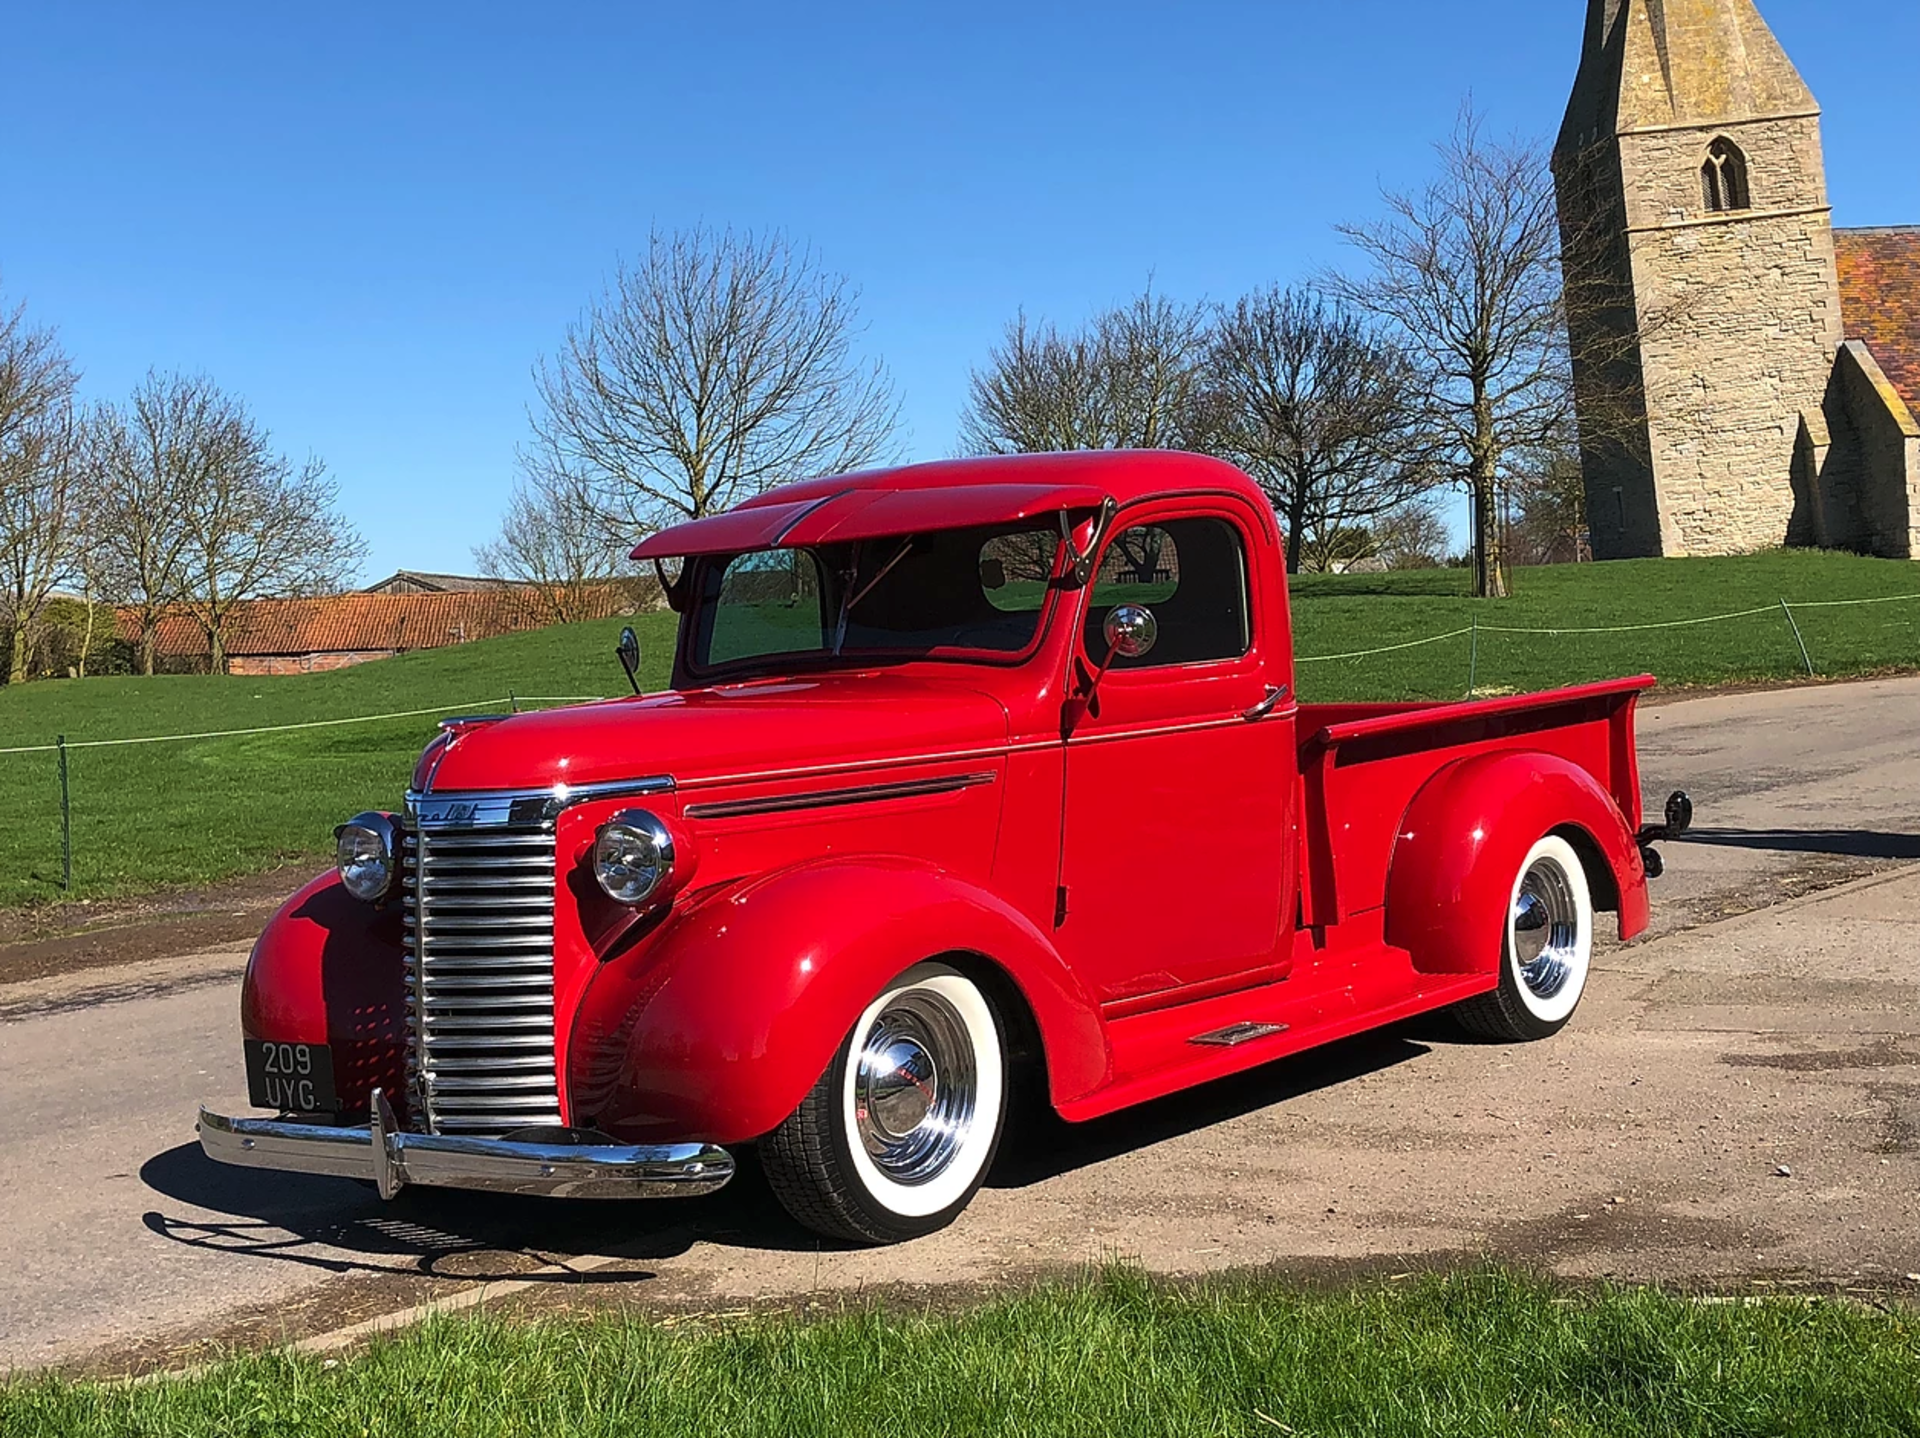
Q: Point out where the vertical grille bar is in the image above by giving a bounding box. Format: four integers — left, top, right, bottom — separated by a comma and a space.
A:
401, 823, 562, 1135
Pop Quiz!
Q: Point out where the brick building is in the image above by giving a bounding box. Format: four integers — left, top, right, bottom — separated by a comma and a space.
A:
121, 586, 633, 675
1555, 0, 1920, 561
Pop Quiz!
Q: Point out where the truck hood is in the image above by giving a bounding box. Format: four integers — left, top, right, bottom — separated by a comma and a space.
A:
420, 672, 1014, 795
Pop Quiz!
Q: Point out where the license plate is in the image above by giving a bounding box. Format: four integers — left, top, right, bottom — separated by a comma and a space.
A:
245, 1040, 340, 1114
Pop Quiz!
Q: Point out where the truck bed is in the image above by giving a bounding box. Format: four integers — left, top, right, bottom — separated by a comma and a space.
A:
1295, 677, 1653, 929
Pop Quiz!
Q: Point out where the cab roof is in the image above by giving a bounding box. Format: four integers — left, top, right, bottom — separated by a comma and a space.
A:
630, 451, 1264, 560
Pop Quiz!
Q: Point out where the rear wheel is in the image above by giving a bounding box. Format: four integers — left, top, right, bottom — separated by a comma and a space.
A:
761, 962, 1006, 1244
1455, 834, 1594, 1041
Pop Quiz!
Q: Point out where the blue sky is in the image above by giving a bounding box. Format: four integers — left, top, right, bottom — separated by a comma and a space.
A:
8, 1, 1916, 579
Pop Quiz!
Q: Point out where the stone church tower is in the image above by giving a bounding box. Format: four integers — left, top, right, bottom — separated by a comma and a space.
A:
1554, 0, 1846, 558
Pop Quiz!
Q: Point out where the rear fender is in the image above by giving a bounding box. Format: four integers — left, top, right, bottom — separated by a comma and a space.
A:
1384, 750, 1648, 978
574, 857, 1108, 1145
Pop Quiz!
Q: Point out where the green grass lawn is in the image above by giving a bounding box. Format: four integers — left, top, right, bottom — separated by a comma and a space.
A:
5, 1268, 1916, 1437
1289, 549, 1920, 702
1, 550, 1917, 910
0, 612, 679, 909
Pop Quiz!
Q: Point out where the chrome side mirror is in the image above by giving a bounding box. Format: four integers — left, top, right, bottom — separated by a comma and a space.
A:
616, 626, 641, 695
1102, 605, 1158, 661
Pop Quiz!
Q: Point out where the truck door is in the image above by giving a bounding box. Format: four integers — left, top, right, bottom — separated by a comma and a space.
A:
1058, 506, 1296, 1008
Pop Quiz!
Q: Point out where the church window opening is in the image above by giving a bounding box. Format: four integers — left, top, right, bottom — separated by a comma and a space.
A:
1701, 138, 1751, 213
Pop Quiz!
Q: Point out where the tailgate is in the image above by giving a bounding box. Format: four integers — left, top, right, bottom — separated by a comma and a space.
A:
1297, 677, 1652, 927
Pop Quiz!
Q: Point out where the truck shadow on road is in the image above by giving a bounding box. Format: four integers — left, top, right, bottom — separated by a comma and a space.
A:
1675, 828, 1920, 860
135, 1143, 815, 1279
989, 1025, 1434, 1187
136, 1022, 1442, 1268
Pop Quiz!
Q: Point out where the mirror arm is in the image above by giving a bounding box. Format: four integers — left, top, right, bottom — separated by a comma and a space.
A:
1062, 651, 1116, 737
1064, 605, 1149, 736
1059, 498, 1117, 588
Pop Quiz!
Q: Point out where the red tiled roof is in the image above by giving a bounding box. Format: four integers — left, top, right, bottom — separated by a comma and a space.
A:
1836, 228, 1920, 410
119, 588, 623, 659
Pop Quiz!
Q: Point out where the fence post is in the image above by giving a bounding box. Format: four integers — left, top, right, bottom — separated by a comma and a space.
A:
1466, 617, 1479, 699
1778, 599, 1815, 678
57, 734, 72, 892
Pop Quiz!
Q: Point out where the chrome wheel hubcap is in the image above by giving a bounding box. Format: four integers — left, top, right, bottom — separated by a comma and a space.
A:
853, 990, 976, 1186
1512, 857, 1581, 1000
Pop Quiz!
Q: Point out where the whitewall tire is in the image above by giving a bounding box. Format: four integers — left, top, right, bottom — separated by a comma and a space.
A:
762, 962, 1006, 1244
1455, 833, 1595, 1041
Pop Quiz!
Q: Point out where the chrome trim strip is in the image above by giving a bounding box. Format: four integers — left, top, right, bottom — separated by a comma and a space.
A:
414, 712, 1270, 815
684, 770, 998, 821
674, 713, 1269, 794
198, 1102, 734, 1200
408, 776, 675, 831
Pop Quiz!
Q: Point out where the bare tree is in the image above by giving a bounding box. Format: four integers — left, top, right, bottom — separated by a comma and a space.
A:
1209, 288, 1439, 575
1327, 107, 1589, 599
86, 376, 201, 673
1506, 428, 1591, 566
0, 297, 82, 683
475, 466, 641, 624
179, 412, 363, 673
958, 287, 1217, 455
1376, 502, 1452, 570
528, 226, 899, 543
90, 373, 363, 673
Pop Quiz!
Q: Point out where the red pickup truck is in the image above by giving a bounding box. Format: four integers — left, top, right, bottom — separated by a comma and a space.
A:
201, 451, 1684, 1244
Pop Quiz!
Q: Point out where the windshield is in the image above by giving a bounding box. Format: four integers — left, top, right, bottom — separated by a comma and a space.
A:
690, 522, 1065, 673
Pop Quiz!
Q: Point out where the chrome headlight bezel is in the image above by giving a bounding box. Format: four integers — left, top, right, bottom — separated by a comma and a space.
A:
335, 811, 402, 904
592, 809, 677, 907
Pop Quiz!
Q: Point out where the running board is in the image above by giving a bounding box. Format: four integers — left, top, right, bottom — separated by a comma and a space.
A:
1188, 1021, 1290, 1048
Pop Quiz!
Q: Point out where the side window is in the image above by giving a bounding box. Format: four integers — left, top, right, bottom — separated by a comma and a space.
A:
705, 550, 826, 665
1083, 517, 1251, 668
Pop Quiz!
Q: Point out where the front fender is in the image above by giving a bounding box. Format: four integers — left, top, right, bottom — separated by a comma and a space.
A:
571, 857, 1109, 1145
239, 870, 409, 1116
1384, 750, 1648, 978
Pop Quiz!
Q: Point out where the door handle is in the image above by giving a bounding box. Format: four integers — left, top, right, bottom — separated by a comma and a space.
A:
1242, 684, 1290, 722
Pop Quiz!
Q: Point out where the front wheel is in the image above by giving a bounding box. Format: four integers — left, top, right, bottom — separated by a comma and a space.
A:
1454, 833, 1594, 1041
761, 962, 1006, 1244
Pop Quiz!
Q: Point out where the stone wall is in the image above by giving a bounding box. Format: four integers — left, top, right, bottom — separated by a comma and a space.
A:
1820, 341, 1920, 559
1624, 116, 1842, 556
1558, 134, 1665, 561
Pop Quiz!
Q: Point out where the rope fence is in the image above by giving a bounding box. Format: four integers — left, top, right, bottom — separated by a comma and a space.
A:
1296, 590, 1920, 664
4, 693, 610, 891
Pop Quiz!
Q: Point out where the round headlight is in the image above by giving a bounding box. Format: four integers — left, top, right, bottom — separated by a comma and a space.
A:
593, 810, 676, 906
335, 812, 400, 903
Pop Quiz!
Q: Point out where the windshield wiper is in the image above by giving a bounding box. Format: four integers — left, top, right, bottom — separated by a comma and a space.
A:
831, 538, 915, 656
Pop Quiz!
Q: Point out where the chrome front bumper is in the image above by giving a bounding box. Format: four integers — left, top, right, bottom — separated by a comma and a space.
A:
197, 1091, 733, 1201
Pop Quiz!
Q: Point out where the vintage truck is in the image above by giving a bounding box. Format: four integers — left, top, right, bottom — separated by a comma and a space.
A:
200, 451, 1687, 1244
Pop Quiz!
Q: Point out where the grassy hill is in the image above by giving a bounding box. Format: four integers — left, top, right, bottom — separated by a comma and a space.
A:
1290, 549, 1920, 701
2, 549, 1916, 908
0, 612, 680, 909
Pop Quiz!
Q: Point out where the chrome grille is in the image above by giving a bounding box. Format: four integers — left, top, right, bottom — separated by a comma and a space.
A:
401, 823, 562, 1135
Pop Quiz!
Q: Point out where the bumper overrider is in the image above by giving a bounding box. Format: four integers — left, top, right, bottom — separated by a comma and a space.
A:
198, 1089, 734, 1201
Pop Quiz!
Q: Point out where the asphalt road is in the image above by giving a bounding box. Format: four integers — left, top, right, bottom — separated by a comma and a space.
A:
4, 676, 1918, 1373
